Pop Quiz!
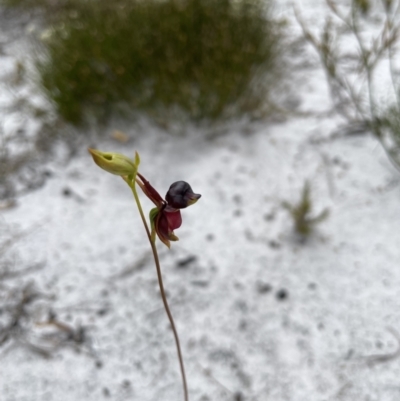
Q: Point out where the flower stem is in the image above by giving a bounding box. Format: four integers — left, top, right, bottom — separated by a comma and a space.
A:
126, 178, 189, 401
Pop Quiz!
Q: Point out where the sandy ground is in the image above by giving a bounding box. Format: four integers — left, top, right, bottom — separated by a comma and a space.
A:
2, 1, 400, 401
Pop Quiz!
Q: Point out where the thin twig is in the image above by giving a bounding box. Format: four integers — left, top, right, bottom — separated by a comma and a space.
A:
349, 4, 378, 130
110, 251, 151, 280
0, 262, 45, 280
197, 362, 233, 396
383, 0, 400, 109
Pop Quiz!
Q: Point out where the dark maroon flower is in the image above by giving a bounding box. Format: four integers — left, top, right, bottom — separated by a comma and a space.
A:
165, 181, 201, 209
136, 174, 201, 248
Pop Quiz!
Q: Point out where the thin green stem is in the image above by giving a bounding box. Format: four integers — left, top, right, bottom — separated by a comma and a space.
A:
125, 177, 189, 401
127, 177, 152, 241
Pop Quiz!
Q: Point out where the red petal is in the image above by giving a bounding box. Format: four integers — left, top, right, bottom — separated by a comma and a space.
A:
165, 209, 182, 231
137, 173, 164, 207
155, 211, 171, 248
155, 208, 182, 248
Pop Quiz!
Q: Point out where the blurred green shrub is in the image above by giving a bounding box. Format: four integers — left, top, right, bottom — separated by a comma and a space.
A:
5, 0, 284, 125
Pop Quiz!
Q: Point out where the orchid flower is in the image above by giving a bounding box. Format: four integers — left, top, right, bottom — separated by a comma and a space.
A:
136, 173, 201, 248
88, 148, 201, 248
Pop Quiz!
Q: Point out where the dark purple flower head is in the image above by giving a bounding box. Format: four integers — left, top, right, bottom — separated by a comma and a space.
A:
166, 181, 201, 209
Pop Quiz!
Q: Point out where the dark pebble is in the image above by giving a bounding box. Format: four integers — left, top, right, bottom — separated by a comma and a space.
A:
257, 282, 272, 294
269, 240, 281, 249
308, 282, 317, 290
122, 380, 131, 388
238, 319, 247, 331
206, 233, 214, 241
176, 255, 197, 268
191, 280, 209, 287
276, 288, 288, 301
62, 187, 72, 197
234, 391, 243, 401
97, 308, 108, 316
264, 212, 275, 221
232, 194, 242, 205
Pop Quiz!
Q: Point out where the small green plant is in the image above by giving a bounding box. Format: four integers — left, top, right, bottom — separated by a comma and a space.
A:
10, 0, 283, 125
282, 181, 329, 238
295, 0, 400, 170
88, 148, 201, 401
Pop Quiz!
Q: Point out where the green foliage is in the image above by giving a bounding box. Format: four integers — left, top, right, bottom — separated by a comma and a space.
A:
8, 0, 283, 125
282, 181, 329, 237
296, 0, 400, 171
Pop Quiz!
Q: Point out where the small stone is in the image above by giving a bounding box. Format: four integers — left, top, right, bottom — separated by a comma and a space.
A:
276, 288, 288, 301
191, 280, 209, 287
268, 240, 281, 249
62, 187, 72, 197
308, 282, 317, 290
176, 255, 197, 268
257, 282, 272, 294
97, 308, 108, 316
235, 299, 248, 312
264, 212, 275, 221
234, 391, 244, 401
238, 319, 247, 331
122, 380, 131, 388
233, 194, 242, 205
